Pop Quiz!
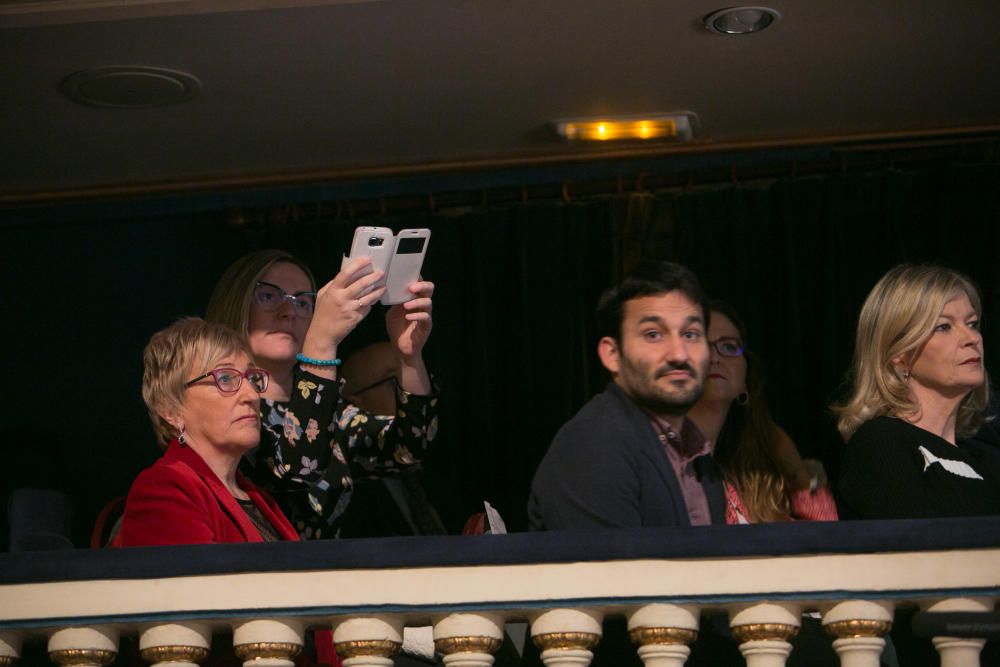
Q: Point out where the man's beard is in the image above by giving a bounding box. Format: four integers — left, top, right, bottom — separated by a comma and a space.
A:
618, 355, 705, 418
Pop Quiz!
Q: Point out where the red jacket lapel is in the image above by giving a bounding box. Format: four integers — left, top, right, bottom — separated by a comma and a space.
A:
165, 441, 292, 543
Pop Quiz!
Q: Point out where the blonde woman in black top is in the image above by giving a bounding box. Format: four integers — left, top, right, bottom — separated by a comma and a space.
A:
835, 264, 1000, 519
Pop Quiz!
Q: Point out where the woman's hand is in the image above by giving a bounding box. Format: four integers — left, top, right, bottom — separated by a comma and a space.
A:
771, 426, 822, 491
386, 280, 434, 360
301, 257, 385, 361
386, 280, 434, 395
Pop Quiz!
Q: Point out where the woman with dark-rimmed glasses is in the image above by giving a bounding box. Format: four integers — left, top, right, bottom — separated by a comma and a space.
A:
686, 301, 837, 523
117, 317, 299, 546
206, 249, 438, 539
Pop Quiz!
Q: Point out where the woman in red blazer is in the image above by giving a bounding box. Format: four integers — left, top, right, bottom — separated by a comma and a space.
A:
117, 318, 343, 666
117, 317, 299, 546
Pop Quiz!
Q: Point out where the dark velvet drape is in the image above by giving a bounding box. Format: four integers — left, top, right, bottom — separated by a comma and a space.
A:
2, 162, 998, 542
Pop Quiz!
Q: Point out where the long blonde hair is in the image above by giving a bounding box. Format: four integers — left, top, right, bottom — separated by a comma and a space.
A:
834, 264, 989, 440
205, 249, 315, 335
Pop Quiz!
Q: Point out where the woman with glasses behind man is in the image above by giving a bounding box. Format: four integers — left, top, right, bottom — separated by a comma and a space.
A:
205, 249, 438, 539
686, 302, 837, 523
117, 317, 299, 545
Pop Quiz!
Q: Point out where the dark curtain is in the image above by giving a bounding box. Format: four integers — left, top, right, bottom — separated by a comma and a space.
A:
2, 162, 998, 543
644, 165, 1000, 489
279, 202, 621, 534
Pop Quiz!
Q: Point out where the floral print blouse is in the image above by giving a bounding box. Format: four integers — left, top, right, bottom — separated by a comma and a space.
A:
242, 366, 439, 539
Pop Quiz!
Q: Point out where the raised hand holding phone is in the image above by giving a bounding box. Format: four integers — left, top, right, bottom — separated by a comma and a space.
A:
387, 278, 434, 355
346, 226, 394, 296
385, 277, 434, 396
336, 226, 434, 393
300, 256, 386, 376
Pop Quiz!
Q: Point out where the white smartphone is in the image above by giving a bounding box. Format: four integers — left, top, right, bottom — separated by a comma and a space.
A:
345, 226, 393, 296
381, 228, 431, 305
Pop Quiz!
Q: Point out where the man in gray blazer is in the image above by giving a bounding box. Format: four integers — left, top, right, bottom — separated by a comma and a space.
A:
529, 260, 726, 530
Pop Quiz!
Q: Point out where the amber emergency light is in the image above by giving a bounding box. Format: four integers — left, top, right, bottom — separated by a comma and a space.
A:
554, 112, 698, 142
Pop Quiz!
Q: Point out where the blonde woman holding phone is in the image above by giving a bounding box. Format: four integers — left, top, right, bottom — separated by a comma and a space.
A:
207, 247, 438, 539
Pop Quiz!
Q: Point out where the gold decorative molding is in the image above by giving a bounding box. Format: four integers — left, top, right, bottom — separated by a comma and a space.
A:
824, 620, 893, 639
731, 623, 799, 643
233, 642, 301, 661
333, 640, 401, 659
140, 645, 210, 664
49, 649, 117, 666
434, 637, 502, 655
532, 632, 600, 651
628, 627, 698, 646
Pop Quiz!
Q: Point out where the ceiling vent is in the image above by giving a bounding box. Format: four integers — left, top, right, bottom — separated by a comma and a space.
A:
60, 66, 201, 108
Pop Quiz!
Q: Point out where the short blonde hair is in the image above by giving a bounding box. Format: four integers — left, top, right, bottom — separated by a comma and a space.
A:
142, 317, 255, 447
834, 264, 989, 440
205, 249, 315, 336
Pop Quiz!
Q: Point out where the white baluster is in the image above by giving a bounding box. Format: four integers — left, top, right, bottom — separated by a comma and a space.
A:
926, 598, 993, 667
822, 600, 894, 667
233, 618, 304, 667
627, 603, 699, 667
49, 627, 119, 667
433, 612, 505, 667
730, 603, 800, 667
140, 622, 212, 667
530, 608, 603, 667
0, 631, 22, 667
333, 615, 403, 667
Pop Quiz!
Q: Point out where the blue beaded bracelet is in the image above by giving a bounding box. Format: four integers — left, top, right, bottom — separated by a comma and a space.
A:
295, 353, 342, 366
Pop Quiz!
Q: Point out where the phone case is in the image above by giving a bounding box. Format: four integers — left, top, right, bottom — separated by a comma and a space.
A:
344, 226, 393, 296
381, 228, 431, 305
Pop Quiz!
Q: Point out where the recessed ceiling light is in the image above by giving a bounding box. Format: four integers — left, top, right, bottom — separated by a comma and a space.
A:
704, 6, 781, 35
60, 66, 201, 108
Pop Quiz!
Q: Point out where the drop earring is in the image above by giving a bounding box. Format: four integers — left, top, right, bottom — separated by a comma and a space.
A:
178, 426, 187, 445
736, 392, 749, 406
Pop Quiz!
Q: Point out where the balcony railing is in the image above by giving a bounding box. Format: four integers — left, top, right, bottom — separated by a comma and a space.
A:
2, 517, 999, 667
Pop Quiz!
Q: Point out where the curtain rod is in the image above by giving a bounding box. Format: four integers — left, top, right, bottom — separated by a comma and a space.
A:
2, 126, 998, 208
226, 138, 999, 222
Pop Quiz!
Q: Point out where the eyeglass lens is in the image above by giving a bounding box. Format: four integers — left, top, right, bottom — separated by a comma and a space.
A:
211, 368, 269, 393
713, 337, 744, 357
253, 282, 315, 313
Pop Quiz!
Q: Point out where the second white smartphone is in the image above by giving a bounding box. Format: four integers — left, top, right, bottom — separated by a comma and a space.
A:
346, 226, 393, 296
381, 228, 431, 305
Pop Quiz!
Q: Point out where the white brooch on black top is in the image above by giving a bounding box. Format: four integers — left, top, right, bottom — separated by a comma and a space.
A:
918, 446, 984, 480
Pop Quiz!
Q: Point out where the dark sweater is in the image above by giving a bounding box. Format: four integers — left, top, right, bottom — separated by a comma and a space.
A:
528, 382, 726, 530
837, 416, 1000, 520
